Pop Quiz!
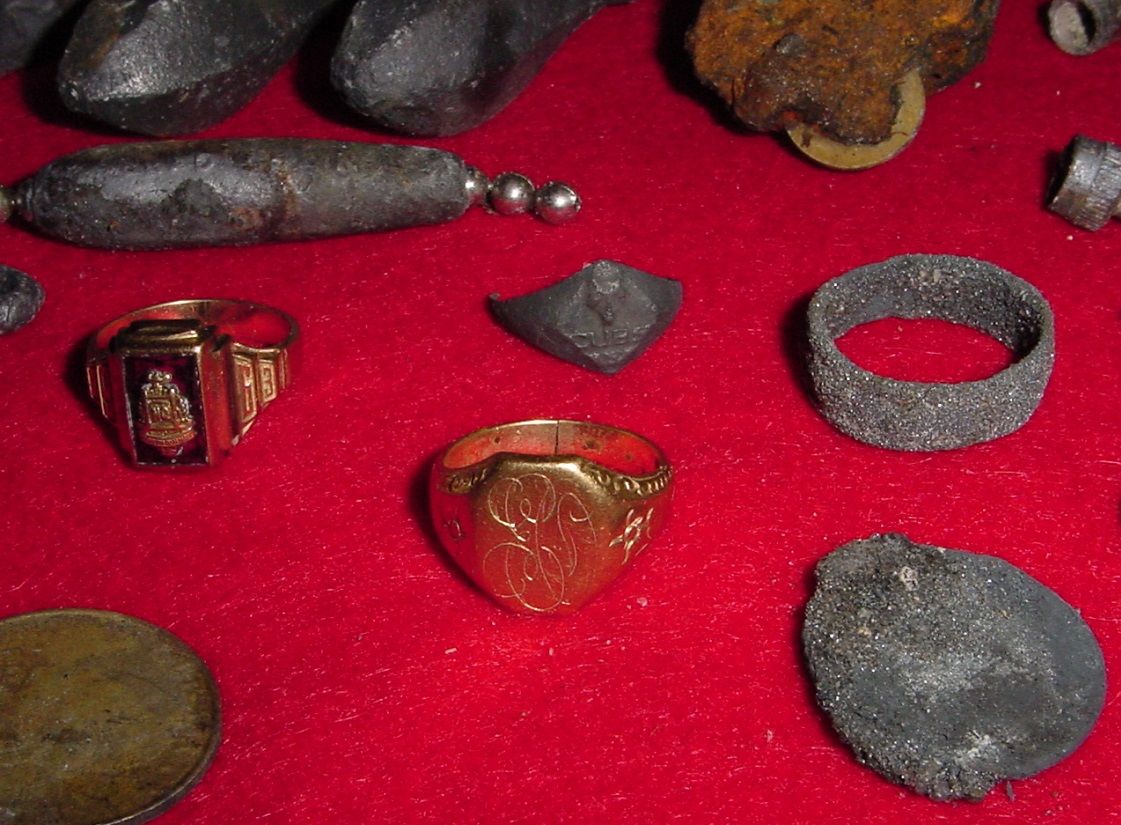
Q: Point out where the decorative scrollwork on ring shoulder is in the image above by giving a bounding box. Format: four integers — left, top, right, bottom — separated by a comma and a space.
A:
483, 473, 595, 613
580, 461, 672, 499
442, 463, 493, 495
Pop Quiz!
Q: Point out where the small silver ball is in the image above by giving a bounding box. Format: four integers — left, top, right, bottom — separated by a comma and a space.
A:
534, 181, 581, 225
464, 166, 489, 208
487, 172, 535, 216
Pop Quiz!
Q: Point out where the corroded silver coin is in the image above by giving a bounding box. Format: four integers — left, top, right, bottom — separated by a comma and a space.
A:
0, 609, 220, 825
804, 534, 1105, 801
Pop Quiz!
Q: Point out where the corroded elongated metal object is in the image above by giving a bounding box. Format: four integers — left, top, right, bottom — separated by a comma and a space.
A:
14, 139, 473, 249
58, 0, 339, 136
0, 0, 84, 76
332, 0, 632, 136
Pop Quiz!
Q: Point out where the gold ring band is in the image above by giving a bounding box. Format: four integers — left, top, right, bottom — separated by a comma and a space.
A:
86, 299, 298, 468
430, 420, 673, 615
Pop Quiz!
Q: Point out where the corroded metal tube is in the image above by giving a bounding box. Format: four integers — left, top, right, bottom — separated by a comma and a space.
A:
1049, 0, 1121, 55
15, 139, 472, 250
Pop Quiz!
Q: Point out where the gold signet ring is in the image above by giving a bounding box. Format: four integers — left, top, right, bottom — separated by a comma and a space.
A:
86, 299, 298, 468
430, 420, 673, 615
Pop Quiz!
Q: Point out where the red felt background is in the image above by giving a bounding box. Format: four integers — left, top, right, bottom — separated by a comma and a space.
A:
2, 1, 1120, 822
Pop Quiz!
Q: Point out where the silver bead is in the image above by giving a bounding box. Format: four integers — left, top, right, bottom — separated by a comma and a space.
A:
0, 186, 11, 224
487, 172, 535, 216
464, 166, 489, 208
534, 181, 581, 225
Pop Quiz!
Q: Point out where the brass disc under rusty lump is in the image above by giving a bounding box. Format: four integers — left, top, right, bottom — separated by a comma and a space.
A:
0, 610, 220, 825
787, 70, 926, 170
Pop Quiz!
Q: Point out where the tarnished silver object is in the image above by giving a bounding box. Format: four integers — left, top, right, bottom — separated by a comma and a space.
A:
482, 173, 582, 223
490, 260, 683, 374
488, 172, 536, 216
464, 166, 490, 208
534, 181, 582, 225
7, 139, 582, 250
1049, 135, 1121, 230
1049, 0, 1121, 55
0, 266, 45, 334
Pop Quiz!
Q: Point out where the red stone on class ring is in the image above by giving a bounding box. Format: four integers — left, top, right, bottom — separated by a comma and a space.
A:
429, 420, 673, 615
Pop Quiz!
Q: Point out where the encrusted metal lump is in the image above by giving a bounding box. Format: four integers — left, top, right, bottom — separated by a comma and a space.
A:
687, 0, 999, 168
1049, 135, 1121, 230
0, 266, 45, 335
806, 255, 1055, 451
331, 0, 633, 136
490, 260, 682, 374
58, 0, 339, 135
804, 534, 1105, 801
0, 0, 83, 76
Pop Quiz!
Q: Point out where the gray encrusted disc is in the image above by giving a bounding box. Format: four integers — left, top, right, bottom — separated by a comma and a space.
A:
490, 260, 682, 374
806, 254, 1055, 451
804, 534, 1106, 801
0, 266, 45, 334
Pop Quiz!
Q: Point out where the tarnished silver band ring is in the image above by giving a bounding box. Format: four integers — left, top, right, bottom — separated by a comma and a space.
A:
806, 254, 1055, 451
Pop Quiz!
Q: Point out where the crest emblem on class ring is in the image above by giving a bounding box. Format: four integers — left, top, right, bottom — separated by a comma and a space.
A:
138, 370, 196, 455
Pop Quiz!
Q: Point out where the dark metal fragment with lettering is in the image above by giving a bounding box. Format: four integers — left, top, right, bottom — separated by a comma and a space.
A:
490, 260, 682, 374
58, 0, 340, 135
0, 0, 84, 76
0, 266, 45, 334
804, 534, 1105, 801
14, 138, 472, 249
332, 0, 633, 136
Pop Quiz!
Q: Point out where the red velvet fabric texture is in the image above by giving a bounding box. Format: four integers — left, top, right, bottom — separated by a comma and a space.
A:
1, 1, 1120, 821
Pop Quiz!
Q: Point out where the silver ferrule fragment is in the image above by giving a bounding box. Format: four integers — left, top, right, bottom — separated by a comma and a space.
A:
1049, 135, 1121, 230
1048, 0, 1121, 55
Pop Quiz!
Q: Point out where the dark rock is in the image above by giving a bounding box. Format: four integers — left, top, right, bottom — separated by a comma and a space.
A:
804, 534, 1106, 801
490, 260, 682, 374
58, 0, 339, 136
0, 0, 84, 76
17, 138, 471, 249
0, 267, 45, 334
332, 0, 632, 136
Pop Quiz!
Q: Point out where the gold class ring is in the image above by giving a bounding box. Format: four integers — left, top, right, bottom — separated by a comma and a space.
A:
430, 420, 673, 615
86, 299, 298, 468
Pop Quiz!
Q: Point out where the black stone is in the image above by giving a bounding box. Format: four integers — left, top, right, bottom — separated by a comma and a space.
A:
57, 0, 339, 136
803, 534, 1106, 801
331, 0, 633, 136
490, 260, 682, 374
0, 267, 45, 334
16, 139, 471, 250
0, 0, 84, 76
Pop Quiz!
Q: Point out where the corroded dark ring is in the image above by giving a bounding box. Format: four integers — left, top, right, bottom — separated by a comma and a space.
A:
806, 255, 1055, 451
